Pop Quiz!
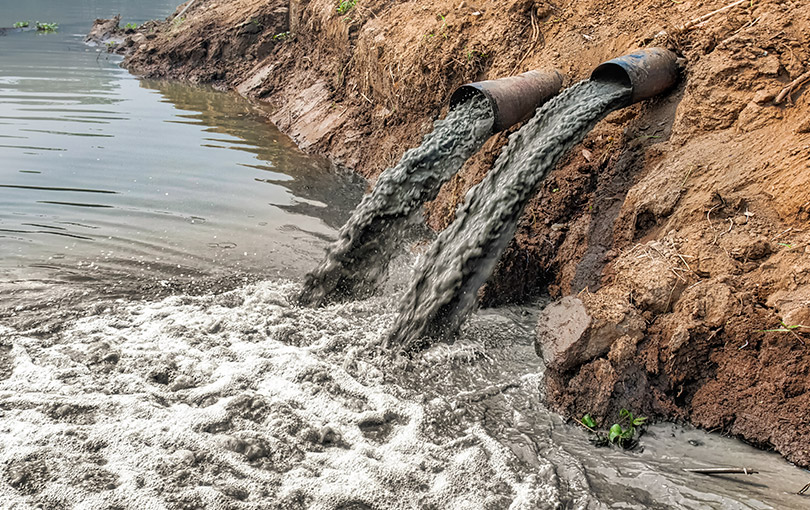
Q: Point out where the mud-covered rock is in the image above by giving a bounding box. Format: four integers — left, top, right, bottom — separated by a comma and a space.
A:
84, 16, 125, 48
535, 291, 644, 372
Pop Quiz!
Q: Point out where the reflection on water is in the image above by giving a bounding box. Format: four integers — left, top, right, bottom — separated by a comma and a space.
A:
0, 1, 364, 307
145, 80, 363, 230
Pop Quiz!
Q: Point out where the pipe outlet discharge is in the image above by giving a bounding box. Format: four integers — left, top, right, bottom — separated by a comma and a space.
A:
449, 69, 564, 133
590, 47, 679, 105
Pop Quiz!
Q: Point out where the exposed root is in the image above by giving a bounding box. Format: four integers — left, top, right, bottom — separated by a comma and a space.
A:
774, 69, 810, 105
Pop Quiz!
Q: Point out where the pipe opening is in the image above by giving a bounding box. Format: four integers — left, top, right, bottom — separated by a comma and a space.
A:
448, 70, 563, 133
449, 86, 498, 122
590, 63, 632, 89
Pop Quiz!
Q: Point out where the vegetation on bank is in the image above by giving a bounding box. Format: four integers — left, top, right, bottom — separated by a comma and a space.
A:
12, 21, 58, 33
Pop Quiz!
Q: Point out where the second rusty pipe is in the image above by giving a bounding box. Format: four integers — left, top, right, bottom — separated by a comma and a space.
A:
591, 47, 680, 106
449, 69, 564, 133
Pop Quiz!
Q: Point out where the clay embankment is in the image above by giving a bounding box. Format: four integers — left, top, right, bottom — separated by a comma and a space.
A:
106, 0, 810, 466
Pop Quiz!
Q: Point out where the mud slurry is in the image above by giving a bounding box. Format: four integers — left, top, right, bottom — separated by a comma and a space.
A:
298, 97, 493, 307
388, 80, 631, 350
0, 281, 569, 509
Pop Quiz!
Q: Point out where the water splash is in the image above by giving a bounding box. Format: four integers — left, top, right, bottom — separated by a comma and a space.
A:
386, 80, 632, 351
298, 97, 493, 306
0, 281, 568, 509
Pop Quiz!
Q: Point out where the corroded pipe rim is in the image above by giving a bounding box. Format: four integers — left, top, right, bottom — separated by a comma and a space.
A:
591, 47, 680, 105
448, 69, 564, 133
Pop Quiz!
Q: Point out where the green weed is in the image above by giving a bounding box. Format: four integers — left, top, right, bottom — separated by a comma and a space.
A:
758, 321, 807, 345
425, 13, 449, 40
465, 49, 490, 61
13, 21, 29, 28
124, 22, 138, 30
337, 0, 357, 15
35, 22, 58, 33
760, 321, 808, 333
580, 409, 647, 449
273, 31, 289, 40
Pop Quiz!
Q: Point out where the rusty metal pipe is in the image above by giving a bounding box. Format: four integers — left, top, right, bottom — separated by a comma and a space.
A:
449, 69, 564, 133
591, 47, 679, 105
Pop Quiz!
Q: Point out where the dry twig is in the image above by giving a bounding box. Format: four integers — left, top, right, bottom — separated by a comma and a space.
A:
677, 0, 750, 33
684, 467, 759, 475
177, 0, 198, 19
774, 70, 810, 105
510, 10, 541, 75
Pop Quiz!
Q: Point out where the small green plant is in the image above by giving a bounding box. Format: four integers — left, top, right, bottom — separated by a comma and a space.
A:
581, 414, 597, 429
13, 21, 29, 28
465, 49, 490, 61
425, 13, 449, 40
124, 22, 138, 30
337, 0, 357, 15
759, 320, 808, 345
35, 22, 58, 33
273, 31, 289, 40
760, 321, 808, 333
580, 409, 647, 449
609, 409, 647, 446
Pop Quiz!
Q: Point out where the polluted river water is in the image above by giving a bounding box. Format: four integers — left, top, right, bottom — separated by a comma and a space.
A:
1, 1, 809, 508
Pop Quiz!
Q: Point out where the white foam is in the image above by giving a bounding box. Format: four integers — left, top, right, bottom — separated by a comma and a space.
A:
0, 280, 562, 509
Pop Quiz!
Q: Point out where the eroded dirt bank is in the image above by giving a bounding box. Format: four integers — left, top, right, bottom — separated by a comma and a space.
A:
106, 0, 810, 466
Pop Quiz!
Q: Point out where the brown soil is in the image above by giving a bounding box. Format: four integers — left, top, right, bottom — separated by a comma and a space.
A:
99, 0, 810, 466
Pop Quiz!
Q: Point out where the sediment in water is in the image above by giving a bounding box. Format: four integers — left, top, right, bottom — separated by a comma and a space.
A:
298, 97, 493, 306
386, 80, 632, 351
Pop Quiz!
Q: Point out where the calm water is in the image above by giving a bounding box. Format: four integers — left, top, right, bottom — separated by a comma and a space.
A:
0, 0, 363, 307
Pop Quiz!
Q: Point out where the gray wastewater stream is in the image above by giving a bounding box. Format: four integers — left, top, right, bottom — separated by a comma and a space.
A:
0, 1, 808, 508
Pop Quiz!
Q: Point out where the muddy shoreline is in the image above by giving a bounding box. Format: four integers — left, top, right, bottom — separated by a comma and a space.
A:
91, 0, 810, 468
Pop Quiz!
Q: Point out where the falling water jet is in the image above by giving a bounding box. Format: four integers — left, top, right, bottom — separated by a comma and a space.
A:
385, 48, 679, 352
298, 70, 563, 307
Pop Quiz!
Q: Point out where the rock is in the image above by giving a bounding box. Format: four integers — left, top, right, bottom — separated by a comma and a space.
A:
752, 89, 776, 105
730, 237, 771, 261
796, 116, 810, 134
84, 16, 125, 47
535, 292, 645, 372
